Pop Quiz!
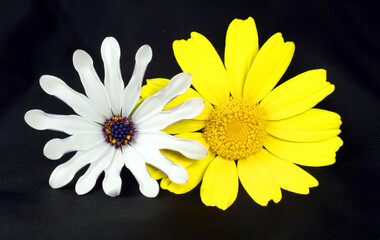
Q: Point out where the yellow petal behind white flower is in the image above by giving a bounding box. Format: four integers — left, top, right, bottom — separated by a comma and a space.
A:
136, 97, 204, 132
162, 119, 205, 134
132, 72, 193, 123
135, 131, 207, 160
133, 144, 188, 184
161, 151, 215, 194
141, 78, 213, 120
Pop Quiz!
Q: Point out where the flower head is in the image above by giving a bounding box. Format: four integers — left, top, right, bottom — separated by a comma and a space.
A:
25, 37, 207, 198
143, 17, 343, 210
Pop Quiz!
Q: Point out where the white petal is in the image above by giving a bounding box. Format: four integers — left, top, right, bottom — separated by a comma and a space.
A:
49, 142, 105, 189
101, 37, 124, 114
134, 131, 207, 160
121, 45, 152, 117
44, 133, 104, 160
132, 72, 192, 123
133, 143, 188, 184
73, 50, 112, 118
25, 109, 100, 135
39, 75, 105, 122
123, 145, 159, 198
75, 144, 115, 195
102, 149, 124, 197
135, 97, 205, 131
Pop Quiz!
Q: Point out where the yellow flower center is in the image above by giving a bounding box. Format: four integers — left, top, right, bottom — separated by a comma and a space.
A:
203, 98, 266, 160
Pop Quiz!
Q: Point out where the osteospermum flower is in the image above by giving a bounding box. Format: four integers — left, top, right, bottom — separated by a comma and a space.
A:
143, 17, 343, 210
24, 37, 207, 198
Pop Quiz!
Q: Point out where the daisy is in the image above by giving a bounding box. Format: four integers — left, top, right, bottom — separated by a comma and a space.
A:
24, 37, 207, 198
143, 17, 343, 210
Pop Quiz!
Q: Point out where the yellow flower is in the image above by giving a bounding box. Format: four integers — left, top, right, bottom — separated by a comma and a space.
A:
142, 17, 343, 210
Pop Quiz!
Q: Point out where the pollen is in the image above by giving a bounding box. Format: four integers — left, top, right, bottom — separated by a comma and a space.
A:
103, 116, 135, 148
203, 98, 266, 160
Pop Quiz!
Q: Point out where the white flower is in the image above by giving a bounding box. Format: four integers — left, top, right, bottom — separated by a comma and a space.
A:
24, 37, 207, 198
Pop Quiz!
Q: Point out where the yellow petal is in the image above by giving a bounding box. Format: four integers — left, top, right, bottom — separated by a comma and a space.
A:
200, 156, 239, 210
161, 151, 215, 194
238, 151, 282, 206
141, 78, 213, 120
260, 69, 335, 120
266, 108, 342, 142
264, 135, 343, 167
243, 33, 295, 104
225, 17, 259, 98
173, 32, 229, 105
140, 78, 169, 99
163, 119, 205, 134
260, 149, 318, 195
146, 164, 167, 180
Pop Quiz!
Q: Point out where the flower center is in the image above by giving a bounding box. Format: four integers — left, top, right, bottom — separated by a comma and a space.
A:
103, 116, 135, 148
203, 98, 266, 160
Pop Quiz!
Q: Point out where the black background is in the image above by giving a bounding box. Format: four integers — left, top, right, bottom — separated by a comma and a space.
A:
0, 0, 379, 239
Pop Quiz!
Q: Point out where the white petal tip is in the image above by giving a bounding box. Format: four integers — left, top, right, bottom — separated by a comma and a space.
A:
181, 98, 205, 119
104, 189, 121, 197
24, 109, 45, 130
182, 140, 208, 160
169, 170, 188, 184
190, 152, 208, 160
102, 37, 119, 46
49, 179, 64, 189
43, 139, 64, 160
101, 37, 120, 57
135, 45, 153, 65
73, 50, 92, 70
160, 72, 192, 97
174, 72, 192, 81
103, 178, 122, 197
172, 72, 192, 87
139, 180, 159, 198
75, 187, 89, 196
199, 146, 208, 159
163, 164, 188, 184
104, 36, 118, 43
49, 179, 60, 189
75, 178, 94, 195
49, 170, 70, 189
39, 75, 63, 95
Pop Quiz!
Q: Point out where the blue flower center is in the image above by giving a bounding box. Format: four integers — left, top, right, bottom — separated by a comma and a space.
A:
103, 116, 135, 148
